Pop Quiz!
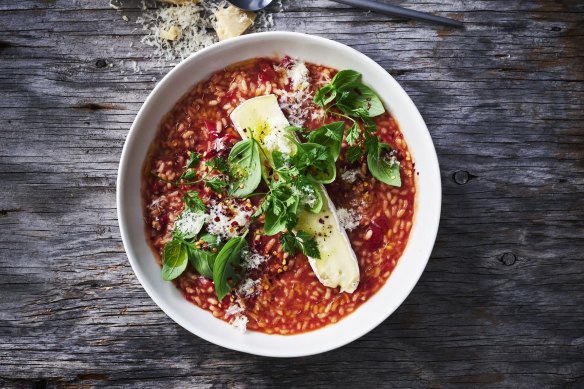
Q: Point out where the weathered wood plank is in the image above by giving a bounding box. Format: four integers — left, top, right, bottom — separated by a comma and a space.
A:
1, 0, 583, 388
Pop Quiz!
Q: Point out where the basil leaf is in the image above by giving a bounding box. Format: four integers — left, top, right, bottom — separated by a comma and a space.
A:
367, 142, 402, 187
228, 138, 262, 198
173, 208, 206, 239
307, 121, 345, 161
352, 84, 385, 117
314, 84, 336, 107
213, 236, 248, 301
296, 179, 323, 213
331, 70, 362, 91
162, 239, 188, 281
188, 234, 222, 279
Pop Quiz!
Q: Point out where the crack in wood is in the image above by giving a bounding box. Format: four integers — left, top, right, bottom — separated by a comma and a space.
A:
73, 102, 125, 111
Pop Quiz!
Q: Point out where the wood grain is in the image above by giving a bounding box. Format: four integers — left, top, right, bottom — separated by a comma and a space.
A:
1, 0, 583, 387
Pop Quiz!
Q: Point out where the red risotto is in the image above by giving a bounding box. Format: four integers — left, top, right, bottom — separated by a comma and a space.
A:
142, 57, 416, 335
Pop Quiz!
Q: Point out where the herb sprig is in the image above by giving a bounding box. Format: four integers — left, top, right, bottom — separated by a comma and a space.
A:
314, 70, 402, 187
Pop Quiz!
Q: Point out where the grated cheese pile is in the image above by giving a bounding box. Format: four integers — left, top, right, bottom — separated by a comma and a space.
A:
136, 1, 218, 61
173, 208, 206, 237
225, 303, 244, 317
341, 169, 360, 183
206, 200, 253, 239
244, 251, 268, 270
337, 208, 362, 232
277, 59, 314, 127
263, 128, 295, 155
237, 278, 261, 298
231, 315, 248, 332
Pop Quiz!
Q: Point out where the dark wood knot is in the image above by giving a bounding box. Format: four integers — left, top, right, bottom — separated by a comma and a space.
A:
95, 59, 107, 68
452, 170, 475, 185
499, 252, 517, 266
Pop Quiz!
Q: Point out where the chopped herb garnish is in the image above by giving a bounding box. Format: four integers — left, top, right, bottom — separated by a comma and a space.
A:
314, 69, 401, 187
206, 157, 228, 174
205, 177, 229, 193
183, 191, 206, 213
280, 230, 320, 259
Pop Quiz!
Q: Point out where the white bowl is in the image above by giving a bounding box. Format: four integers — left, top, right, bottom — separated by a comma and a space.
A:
117, 31, 441, 357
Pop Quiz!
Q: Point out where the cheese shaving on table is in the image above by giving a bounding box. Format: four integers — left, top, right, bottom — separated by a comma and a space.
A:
136, 2, 218, 61
336, 208, 362, 232
214, 5, 256, 41
158, 0, 200, 4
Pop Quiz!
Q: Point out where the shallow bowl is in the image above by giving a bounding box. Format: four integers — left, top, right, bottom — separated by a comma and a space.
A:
117, 31, 441, 357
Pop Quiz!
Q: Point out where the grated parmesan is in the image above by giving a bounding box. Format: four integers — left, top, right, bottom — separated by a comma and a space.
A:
231, 315, 248, 333
225, 303, 244, 317
341, 169, 360, 183
263, 128, 294, 155
237, 278, 260, 298
173, 208, 206, 238
205, 200, 253, 239
244, 251, 267, 270
337, 208, 362, 232
288, 61, 310, 90
136, 2, 218, 61
278, 59, 313, 127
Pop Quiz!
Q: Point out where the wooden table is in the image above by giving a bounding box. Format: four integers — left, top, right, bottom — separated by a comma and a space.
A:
1, 0, 583, 387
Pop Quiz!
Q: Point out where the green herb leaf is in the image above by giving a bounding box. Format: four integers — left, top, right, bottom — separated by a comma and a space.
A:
346, 145, 364, 163
228, 138, 262, 198
262, 185, 300, 235
205, 157, 228, 174
354, 84, 385, 117
367, 142, 401, 187
331, 70, 362, 91
205, 177, 228, 192
186, 152, 202, 169
188, 233, 222, 279
346, 122, 361, 146
314, 84, 337, 107
213, 235, 248, 300
293, 143, 336, 184
182, 191, 206, 213
180, 169, 198, 181
295, 178, 323, 213
162, 239, 189, 281
279, 230, 320, 259
307, 121, 345, 161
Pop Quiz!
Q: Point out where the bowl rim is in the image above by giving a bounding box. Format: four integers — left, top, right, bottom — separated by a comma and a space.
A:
117, 31, 441, 357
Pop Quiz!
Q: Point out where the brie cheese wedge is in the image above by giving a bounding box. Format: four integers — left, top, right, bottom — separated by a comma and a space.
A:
230, 95, 360, 293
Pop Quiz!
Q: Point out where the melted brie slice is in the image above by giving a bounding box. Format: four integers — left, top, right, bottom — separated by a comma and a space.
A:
230, 95, 360, 293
